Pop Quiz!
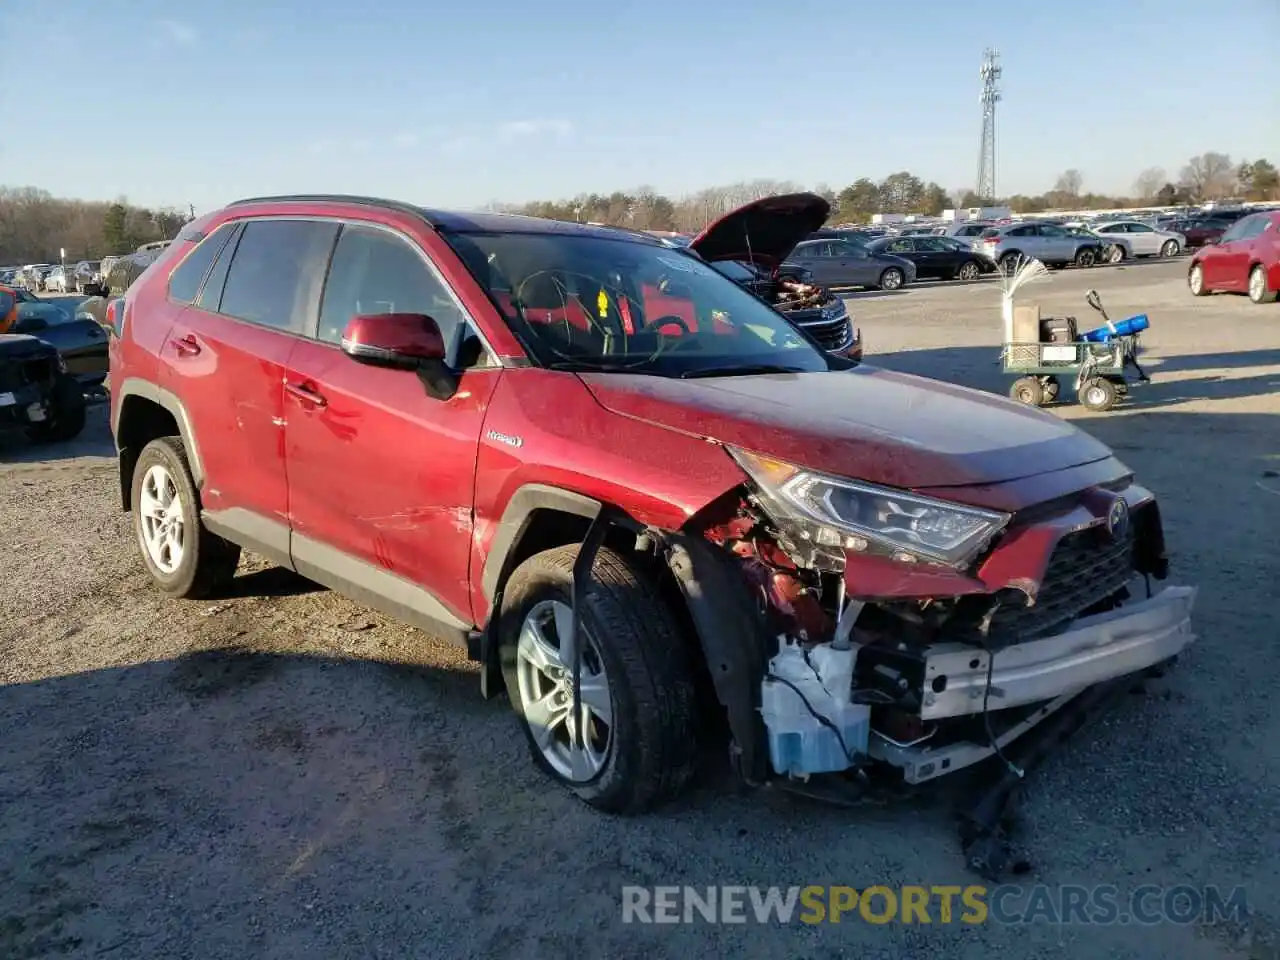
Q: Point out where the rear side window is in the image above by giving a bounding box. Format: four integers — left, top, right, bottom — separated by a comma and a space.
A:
167, 223, 236, 304
218, 220, 339, 333
196, 223, 242, 312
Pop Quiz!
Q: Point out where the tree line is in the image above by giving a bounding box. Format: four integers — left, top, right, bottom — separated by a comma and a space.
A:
2, 152, 1276, 264
498, 153, 1278, 230
0, 187, 190, 266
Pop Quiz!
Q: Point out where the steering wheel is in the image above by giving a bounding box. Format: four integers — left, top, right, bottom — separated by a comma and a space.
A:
640, 314, 700, 363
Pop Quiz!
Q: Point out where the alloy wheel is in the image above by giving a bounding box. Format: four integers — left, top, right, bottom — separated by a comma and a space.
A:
1189, 266, 1204, 295
515, 599, 613, 782
1249, 268, 1267, 302
138, 464, 185, 574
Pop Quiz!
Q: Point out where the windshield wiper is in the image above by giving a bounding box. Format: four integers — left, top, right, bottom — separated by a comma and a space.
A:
678, 364, 806, 379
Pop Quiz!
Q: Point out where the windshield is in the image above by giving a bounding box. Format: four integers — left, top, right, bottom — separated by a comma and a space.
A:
709, 260, 759, 282
443, 231, 829, 377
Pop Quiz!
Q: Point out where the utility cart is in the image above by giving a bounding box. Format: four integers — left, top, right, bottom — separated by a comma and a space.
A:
1002, 289, 1150, 412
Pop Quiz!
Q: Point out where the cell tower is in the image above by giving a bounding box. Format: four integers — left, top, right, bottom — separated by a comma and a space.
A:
976, 48, 1002, 203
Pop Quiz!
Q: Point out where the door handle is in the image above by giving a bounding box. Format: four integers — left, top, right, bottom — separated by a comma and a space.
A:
170, 334, 201, 356
285, 381, 327, 408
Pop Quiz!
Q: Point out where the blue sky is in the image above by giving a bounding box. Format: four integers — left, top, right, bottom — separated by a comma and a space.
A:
4, 0, 1278, 212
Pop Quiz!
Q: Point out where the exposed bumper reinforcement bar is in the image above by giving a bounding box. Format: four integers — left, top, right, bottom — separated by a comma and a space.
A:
919, 586, 1197, 722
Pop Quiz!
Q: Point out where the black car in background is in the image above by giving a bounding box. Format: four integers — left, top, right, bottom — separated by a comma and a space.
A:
865, 235, 996, 281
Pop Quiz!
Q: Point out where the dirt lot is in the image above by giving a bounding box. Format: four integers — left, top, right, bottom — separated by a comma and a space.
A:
2, 261, 1277, 959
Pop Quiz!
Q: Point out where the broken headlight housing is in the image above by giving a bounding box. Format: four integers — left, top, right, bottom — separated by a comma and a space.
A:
728, 448, 1010, 569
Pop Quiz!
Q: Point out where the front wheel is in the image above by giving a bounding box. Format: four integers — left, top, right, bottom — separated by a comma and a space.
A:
1248, 265, 1276, 304
1080, 378, 1119, 412
498, 545, 697, 813
1075, 248, 1097, 268
999, 252, 1022, 275
957, 260, 982, 281
1188, 263, 1208, 297
878, 267, 904, 291
1161, 240, 1180, 258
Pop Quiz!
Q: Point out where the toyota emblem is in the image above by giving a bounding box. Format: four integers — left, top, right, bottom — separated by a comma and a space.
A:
1106, 498, 1130, 541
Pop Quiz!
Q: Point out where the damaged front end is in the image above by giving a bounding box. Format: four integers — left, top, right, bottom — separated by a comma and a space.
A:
669, 446, 1197, 804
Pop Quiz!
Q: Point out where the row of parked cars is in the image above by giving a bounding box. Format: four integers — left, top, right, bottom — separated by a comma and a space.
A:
0, 240, 173, 295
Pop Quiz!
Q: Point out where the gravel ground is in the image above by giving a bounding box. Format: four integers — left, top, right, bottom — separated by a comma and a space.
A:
1, 260, 1277, 959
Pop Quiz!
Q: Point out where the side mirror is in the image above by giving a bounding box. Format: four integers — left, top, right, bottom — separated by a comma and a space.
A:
340, 312, 458, 400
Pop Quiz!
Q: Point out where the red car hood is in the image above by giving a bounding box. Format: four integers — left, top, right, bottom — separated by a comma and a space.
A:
579, 367, 1113, 491
689, 193, 831, 269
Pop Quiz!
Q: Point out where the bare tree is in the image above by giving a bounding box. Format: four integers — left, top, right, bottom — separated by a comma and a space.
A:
1179, 153, 1236, 201
1133, 167, 1167, 201
1053, 169, 1084, 198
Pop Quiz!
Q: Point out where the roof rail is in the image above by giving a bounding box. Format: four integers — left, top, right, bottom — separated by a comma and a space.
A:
226, 194, 433, 222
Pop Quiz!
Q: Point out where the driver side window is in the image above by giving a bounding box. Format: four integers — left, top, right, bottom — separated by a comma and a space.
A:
318, 225, 473, 362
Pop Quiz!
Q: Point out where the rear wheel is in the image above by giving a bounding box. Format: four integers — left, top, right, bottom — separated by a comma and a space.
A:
498, 545, 697, 813
878, 267, 904, 290
1009, 376, 1045, 406
957, 260, 982, 281
1109, 245, 1126, 264
131, 437, 241, 598
999, 252, 1023, 274
1161, 239, 1180, 258
1188, 263, 1208, 296
25, 374, 86, 443
1248, 265, 1276, 304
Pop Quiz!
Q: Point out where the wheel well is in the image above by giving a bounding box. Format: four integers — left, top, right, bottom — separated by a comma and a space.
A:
485, 508, 715, 720
115, 395, 180, 510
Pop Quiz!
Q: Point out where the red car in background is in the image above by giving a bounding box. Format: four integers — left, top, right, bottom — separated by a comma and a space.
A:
1188, 211, 1280, 304
1167, 217, 1231, 249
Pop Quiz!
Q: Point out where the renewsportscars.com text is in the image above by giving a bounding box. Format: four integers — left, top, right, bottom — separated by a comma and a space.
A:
621, 884, 1248, 926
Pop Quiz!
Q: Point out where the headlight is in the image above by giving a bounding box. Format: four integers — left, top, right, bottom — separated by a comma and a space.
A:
728, 448, 1010, 568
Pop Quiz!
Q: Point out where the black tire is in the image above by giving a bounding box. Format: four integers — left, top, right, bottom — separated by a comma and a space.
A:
999, 251, 1022, 274
1248, 265, 1277, 304
25, 374, 86, 443
1009, 376, 1045, 406
1079, 378, 1119, 412
957, 260, 982, 281
878, 267, 904, 290
131, 436, 241, 599
498, 544, 697, 813
1075, 247, 1097, 268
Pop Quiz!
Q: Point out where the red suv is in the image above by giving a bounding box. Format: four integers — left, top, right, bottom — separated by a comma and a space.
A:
1188, 210, 1280, 303
109, 195, 1196, 814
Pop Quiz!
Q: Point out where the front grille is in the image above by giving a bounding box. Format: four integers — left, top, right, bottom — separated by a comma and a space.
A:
797, 315, 854, 353
950, 524, 1136, 646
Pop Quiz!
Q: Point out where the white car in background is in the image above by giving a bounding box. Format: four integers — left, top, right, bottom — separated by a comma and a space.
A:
43, 265, 74, 293
1091, 220, 1186, 263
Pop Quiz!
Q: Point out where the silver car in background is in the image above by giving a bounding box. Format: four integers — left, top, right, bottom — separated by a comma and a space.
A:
1091, 220, 1187, 262
976, 221, 1108, 272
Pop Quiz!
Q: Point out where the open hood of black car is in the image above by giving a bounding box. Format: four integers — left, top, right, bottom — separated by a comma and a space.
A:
689, 193, 831, 269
